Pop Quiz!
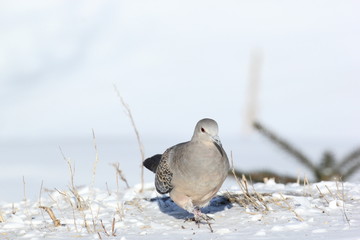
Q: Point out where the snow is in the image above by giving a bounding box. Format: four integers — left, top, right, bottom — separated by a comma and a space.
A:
1, 181, 360, 239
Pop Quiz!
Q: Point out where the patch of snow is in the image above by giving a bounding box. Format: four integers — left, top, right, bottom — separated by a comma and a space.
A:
328, 200, 344, 209
1, 181, 360, 239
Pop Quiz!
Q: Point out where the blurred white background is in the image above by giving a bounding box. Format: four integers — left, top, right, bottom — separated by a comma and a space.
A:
1, 0, 359, 202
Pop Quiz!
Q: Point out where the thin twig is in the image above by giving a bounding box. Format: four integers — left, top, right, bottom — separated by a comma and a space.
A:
278, 193, 304, 222
12, 203, 16, 215
83, 216, 91, 234
111, 217, 117, 236
105, 182, 111, 196
340, 181, 351, 226
253, 122, 317, 173
58, 189, 78, 232
91, 129, 100, 194
100, 219, 110, 236
112, 162, 130, 189
342, 160, 360, 180
97, 232, 103, 240
316, 185, 329, 204
59, 146, 76, 191
38, 180, 44, 206
22, 176, 27, 201
114, 84, 144, 191
338, 147, 360, 170
325, 185, 335, 199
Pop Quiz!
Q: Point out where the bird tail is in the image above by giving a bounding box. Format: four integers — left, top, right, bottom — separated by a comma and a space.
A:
143, 154, 162, 173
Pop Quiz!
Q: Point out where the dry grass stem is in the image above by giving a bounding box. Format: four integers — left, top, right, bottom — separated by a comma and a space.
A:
116, 202, 125, 221
54, 198, 71, 232
91, 129, 100, 194
100, 219, 110, 236
59, 146, 76, 190
22, 176, 32, 223
340, 181, 351, 225
38, 180, 44, 206
230, 154, 269, 212
39, 206, 61, 227
278, 193, 304, 221
55, 189, 79, 232
316, 185, 329, 204
22, 175, 27, 201
69, 188, 87, 211
98, 218, 117, 237
97, 232, 103, 240
105, 182, 111, 196
83, 215, 91, 234
229, 154, 306, 221
12, 203, 16, 215
325, 185, 335, 199
111, 217, 116, 236
70, 203, 79, 232
113, 84, 144, 192
112, 162, 130, 189
59, 147, 88, 210
0, 211, 4, 223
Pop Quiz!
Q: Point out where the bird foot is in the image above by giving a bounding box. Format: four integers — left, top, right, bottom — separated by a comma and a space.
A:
183, 208, 214, 232
193, 207, 214, 222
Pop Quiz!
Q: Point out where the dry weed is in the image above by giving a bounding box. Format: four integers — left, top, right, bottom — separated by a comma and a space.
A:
113, 84, 145, 192
39, 206, 61, 227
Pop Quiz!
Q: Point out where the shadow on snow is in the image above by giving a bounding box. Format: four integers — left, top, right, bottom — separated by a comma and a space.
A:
148, 195, 233, 220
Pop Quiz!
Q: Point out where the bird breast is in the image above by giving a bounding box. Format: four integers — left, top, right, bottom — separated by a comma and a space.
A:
169, 141, 229, 195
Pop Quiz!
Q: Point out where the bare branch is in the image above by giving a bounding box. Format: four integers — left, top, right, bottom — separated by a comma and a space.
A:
230, 168, 299, 184
253, 121, 319, 176
338, 147, 360, 170
342, 161, 360, 180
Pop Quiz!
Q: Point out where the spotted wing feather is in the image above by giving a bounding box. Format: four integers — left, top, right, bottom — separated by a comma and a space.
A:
155, 148, 174, 194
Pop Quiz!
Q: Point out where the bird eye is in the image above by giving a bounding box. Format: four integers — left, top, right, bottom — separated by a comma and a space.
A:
201, 127, 205, 133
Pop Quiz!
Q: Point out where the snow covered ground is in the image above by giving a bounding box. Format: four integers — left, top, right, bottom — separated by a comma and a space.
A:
1, 180, 360, 239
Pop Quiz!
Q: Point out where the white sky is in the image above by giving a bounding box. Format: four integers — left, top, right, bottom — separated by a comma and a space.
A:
1, 0, 360, 141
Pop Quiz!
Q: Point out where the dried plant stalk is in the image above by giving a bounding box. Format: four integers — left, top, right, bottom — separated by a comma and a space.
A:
0, 211, 4, 223
114, 84, 145, 192
100, 219, 110, 236
39, 206, 61, 227
112, 162, 130, 189
316, 185, 329, 204
111, 217, 116, 236
91, 129, 100, 192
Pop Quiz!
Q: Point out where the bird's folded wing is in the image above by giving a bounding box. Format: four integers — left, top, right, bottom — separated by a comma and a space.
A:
143, 154, 162, 173
155, 148, 174, 194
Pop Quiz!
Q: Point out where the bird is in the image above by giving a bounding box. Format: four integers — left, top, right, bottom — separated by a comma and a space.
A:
143, 118, 230, 223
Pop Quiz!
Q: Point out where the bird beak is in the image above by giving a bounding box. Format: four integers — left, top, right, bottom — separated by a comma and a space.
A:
212, 135, 224, 157
212, 135, 222, 146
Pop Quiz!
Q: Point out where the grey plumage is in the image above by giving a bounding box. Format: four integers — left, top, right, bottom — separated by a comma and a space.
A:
143, 118, 230, 221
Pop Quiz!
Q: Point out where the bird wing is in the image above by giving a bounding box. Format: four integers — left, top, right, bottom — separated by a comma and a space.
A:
143, 154, 162, 173
155, 147, 174, 194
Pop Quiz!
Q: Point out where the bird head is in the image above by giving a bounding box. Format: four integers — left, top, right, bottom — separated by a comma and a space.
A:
192, 118, 222, 146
